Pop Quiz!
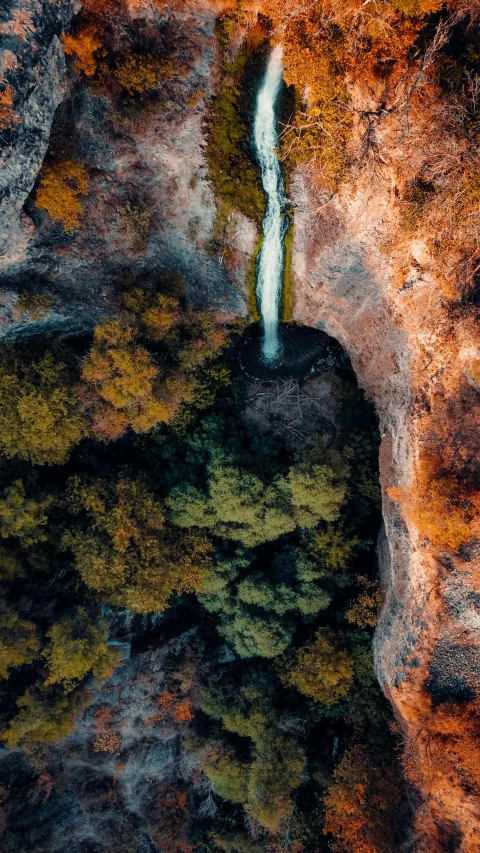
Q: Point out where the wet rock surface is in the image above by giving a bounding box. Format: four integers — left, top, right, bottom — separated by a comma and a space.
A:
238, 321, 351, 382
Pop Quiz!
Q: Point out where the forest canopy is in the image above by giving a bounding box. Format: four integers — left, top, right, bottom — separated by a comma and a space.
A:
0, 259, 402, 853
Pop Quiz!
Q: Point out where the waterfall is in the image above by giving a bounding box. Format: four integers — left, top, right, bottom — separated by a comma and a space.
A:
254, 45, 286, 363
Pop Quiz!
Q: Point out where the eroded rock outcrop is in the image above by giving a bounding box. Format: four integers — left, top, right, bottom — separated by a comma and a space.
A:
0, 0, 74, 263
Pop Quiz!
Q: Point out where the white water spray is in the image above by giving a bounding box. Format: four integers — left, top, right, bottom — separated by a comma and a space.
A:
254, 45, 286, 363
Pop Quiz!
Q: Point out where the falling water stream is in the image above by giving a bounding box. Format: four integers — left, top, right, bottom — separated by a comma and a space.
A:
253, 45, 287, 363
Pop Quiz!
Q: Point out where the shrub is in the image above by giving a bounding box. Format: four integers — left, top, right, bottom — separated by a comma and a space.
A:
35, 160, 89, 233
346, 578, 382, 628
390, 0, 444, 15
17, 291, 52, 320
119, 202, 151, 253
410, 476, 478, 551
207, 27, 266, 227
154, 785, 193, 853
0, 84, 17, 132
63, 25, 103, 76
390, 471, 480, 551
113, 54, 176, 94
93, 730, 121, 752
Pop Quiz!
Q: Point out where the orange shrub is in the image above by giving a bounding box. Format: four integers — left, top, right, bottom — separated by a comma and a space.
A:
113, 54, 176, 94
174, 700, 194, 723
154, 785, 193, 853
35, 160, 89, 233
156, 691, 178, 719
93, 730, 121, 752
345, 577, 382, 628
390, 468, 480, 551
63, 25, 103, 76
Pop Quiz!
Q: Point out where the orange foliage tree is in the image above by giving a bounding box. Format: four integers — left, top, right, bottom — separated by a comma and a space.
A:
35, 160, 89, 233
323, 745, 401, 853
79, 318, 172, 440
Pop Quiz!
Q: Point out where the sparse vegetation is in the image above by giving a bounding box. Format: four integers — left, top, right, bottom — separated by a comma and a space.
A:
119, 201, 151, 252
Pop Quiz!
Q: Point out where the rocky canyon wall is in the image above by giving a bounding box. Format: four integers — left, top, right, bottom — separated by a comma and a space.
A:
1, 0, 480, 850
291, 149, 480, 851
0, 0, 252, 339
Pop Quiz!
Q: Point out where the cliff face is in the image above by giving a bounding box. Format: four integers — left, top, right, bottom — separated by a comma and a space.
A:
0, 0, 251, 339
0, 0, 74, 264
1, 0, 480, 850
291, 147, 480, 851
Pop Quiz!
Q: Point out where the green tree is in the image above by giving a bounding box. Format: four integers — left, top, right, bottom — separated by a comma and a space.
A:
44, 608, 120, 691
237, 575, 330, 617
0, 480, 52, 546
199, 680, 306, 832
219, 606, 294, 658
167, 463, 295, 547
247, 735, 306, 832
202, 751, 250, 803
168, 444, 349, 546
1, 687, 83, 748
64, 476, 211, 612
285, 458, 348, 528
0, 345, 87, 465
0, 602, 41, 679
311, 523, 359, 571
197, 550, 251, 614
282, 628, 354, 705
